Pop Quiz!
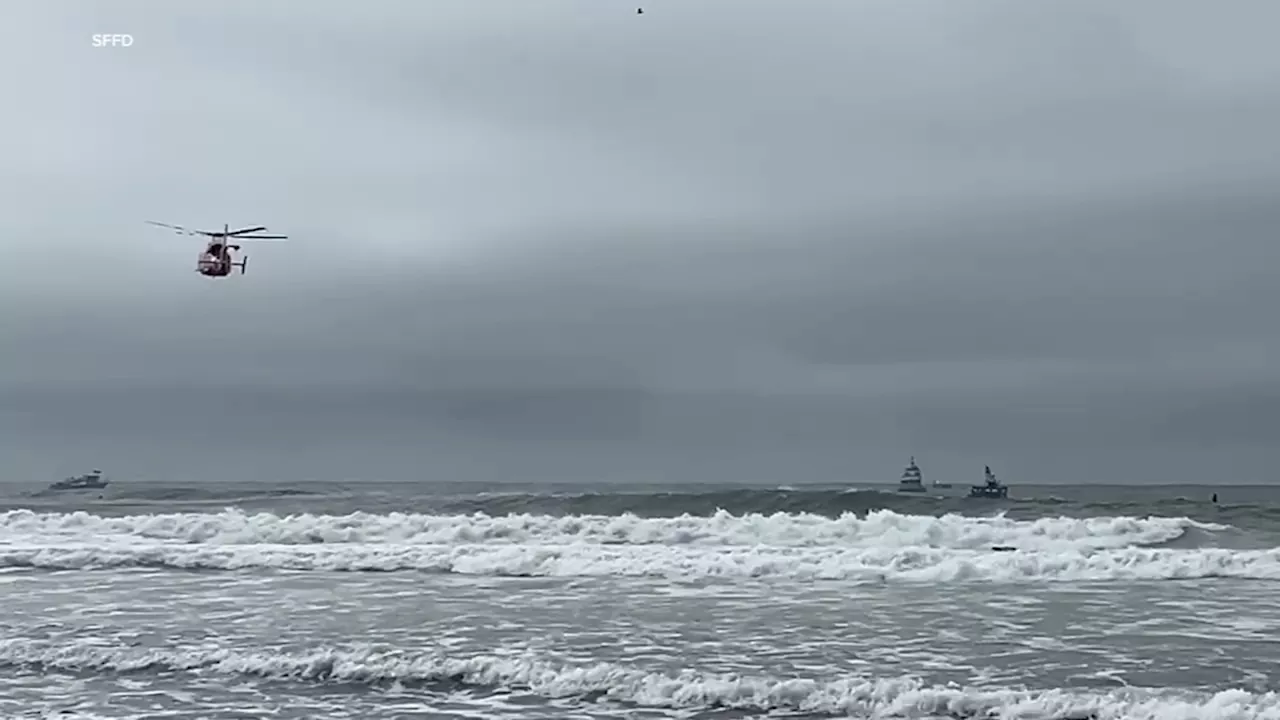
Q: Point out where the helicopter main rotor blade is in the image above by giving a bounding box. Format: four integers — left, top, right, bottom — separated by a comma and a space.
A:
145, 220, 195, 235
146, 220, 287, 241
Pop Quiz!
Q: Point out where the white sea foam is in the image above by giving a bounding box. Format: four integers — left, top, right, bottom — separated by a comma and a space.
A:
0, 639, 1275, 719
0, 508, 1216, 550
1, 541, 1276, 582
0, 508, 1258, 582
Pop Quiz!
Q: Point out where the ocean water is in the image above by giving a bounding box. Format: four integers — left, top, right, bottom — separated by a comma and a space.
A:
1, 479, 1278, 719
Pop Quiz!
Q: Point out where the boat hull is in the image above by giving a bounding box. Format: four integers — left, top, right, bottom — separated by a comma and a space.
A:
969, 487, 1009, 499
48, 476, 109, 491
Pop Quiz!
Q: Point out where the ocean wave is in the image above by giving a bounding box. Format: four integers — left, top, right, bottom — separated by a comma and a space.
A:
0, 508, 1258, 582
0, 639, 1272, 719
11, 485, 1273, 534
2, 541, 1277, 582
0, 508, 1217, 550
425, 487, 1250, 521
25, 485, 329, 503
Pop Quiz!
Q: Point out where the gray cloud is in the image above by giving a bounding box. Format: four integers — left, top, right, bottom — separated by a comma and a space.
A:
2, 0, 1278, 484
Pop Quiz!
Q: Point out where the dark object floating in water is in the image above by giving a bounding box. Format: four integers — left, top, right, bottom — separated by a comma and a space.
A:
47, 469, 109, 491
991, 545, 1017, 552
637, 7, 643, 12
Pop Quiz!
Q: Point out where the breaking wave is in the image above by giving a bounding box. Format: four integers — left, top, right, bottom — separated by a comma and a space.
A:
0, 507, 1269, 582
0, 639, 1273, 719
0, 507, 1213, 549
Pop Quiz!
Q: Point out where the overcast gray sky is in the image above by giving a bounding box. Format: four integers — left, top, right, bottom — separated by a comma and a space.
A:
2, 0, 1278, 485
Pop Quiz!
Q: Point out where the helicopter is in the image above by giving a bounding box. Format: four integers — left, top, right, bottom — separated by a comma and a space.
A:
145, 221, 288, 277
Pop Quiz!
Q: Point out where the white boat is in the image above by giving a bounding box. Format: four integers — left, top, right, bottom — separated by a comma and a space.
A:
897, 457, 926, 493
895, 457, 969, 497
